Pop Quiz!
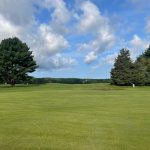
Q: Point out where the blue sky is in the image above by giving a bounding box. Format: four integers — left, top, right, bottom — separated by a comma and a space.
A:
0, 0, 150, 79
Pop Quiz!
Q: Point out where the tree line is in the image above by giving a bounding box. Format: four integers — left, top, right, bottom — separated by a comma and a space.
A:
30, 78, 110, 84
0, 37, 150, 86
111, 46, 150, 86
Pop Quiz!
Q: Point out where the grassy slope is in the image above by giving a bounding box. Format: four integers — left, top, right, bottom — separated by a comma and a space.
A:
0, 84, 149, 150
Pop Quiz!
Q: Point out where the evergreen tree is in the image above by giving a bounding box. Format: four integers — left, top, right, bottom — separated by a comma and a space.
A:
111, 49, 133, 85
137, 46, 150, 85
0, 37, 37, 86
131, 61, 146, 85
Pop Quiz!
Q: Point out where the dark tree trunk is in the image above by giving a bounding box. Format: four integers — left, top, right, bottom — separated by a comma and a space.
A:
11, 83, 15, 87
10, 80, 16, 87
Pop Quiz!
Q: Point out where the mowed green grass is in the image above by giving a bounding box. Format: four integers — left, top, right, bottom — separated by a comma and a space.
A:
0, 83, 149, 150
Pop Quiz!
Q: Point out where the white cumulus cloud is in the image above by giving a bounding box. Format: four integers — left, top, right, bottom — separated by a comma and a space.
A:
0, 0, 37, 25
76, 1, 115, 64
43, 0, 71, 34
103, 53, 118, 65
0, 0, 75, 71
129, 34, 149, 58
85, 51, 98, 64
0, 14, 21, 41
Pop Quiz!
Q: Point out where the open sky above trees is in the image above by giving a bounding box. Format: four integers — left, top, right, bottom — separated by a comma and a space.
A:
0, 0, 150, 78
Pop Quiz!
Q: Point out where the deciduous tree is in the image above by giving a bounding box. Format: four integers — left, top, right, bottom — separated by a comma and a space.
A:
0, 37, 37, 86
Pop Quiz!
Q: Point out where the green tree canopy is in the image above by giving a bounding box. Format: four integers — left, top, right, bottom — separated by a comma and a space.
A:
111, 49, 133, 85
137, 46, 150, 85
131, 61, 146, 85
0, 37, 37, 86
